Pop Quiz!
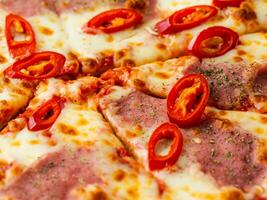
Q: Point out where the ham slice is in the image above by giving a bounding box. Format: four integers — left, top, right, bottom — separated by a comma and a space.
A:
183, 119, 265, 191
0, 0, 57, 16
183, 60, 267, 112
0, 148, 103, 200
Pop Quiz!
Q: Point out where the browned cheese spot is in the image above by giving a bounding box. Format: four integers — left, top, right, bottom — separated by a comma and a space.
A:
257, 140, 267, 163
57, 123, 78, 135
123, 59, 136, 67
233, 56, 243, 62
234, 3, 257, 21
221, 188, 245, 200
48, 140, 57, 147
77, 118, 88, 126
0, 55, 7, 64
154, 72, 171, 79
105, 35, 114, 43
0, 160, 8, 185
116, 50, 127, 60
237, 50, 246, 56
125, 0, 147, 10
72, 139, 82, 146
3, 77, 10, 84
91, 189, 108, 200
5, 119, 26, 133
21, 81, 35, 89
260, 117, 267, 124
81, 59, 98, 74
11, 164, 23, 176
133, 79, 146, 88
126, 130, 138, 137
31, 98, 40, 106
29, 140, 39, 145
127, 188, 138, 197
156, 43, 167, 51
218, 110, 227, 116
113, 169, 126, 181
39, 26, 54, 35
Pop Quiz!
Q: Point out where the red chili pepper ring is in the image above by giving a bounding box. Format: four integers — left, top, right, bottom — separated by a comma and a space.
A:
167, 74, 210, 128
27, 96, 65, 131
188, 26, 239, 58
155, 5, 218, 34
83, 8, 143, 34
148, 123, 183, 171
4, 51, 66, 80
5, 14, 36, 59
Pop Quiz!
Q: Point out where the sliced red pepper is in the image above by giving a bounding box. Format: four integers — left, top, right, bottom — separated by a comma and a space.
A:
213, 0, 244, 8
5, 14, 36, 59
27, 96, 65, 131
155, 5, 217, 35
82, 8, 143, 34
188, 26, 239, 58
148, 123, 183, 171
4, 51, 66, 80
167, 74, 209, 128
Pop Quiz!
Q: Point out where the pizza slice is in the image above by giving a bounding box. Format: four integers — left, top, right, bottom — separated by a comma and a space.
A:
100, 52, 266, 113
0, 76, 162, 200
98, 84, 267, 200
58, 0, 261, 75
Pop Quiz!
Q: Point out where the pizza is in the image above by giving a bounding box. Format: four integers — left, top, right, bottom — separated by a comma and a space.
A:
0, 77, 161, 199
0, 0, 266, 200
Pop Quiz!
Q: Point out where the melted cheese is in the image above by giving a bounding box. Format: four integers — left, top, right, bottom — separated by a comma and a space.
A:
210, 108, 267, 139
210, 32, 267, 63
28, 12, 69, 54
129, 56, 199, 98
61, 6, 171, 69
51, 103, 121, 148
0, 78, 160, 199
0, 1, 265, 199
60, 0, 259, 74
252, 0, 267, 30
67, 184, 114, 200
0, 128, 59, 167
100, 86, 267, 200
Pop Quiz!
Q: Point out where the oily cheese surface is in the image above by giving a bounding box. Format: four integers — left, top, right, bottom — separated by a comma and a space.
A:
0, 1, 266, 200
60, 0, 260, 74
